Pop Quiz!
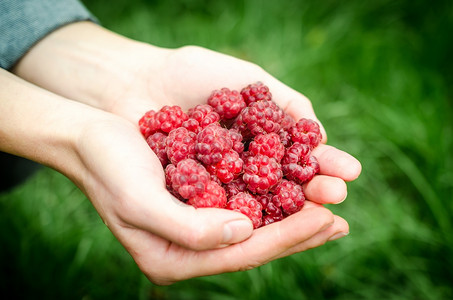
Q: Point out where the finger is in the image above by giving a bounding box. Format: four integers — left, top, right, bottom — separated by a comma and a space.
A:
118, 188, 254, 251
182, 206, 335, 278
274, 215, 349, 259
312, 144, 362, 181
302, 175, 348, 204
115, 204, 335, 285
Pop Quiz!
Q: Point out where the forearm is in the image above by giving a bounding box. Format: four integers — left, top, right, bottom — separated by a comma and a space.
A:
12, 21, 166, 117
0, 68, 108, 183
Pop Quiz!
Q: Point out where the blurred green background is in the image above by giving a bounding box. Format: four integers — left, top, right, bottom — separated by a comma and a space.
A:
1, 0, 452, 299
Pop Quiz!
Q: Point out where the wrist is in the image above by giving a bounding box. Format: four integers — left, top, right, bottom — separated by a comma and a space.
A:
0, 68, 121, 184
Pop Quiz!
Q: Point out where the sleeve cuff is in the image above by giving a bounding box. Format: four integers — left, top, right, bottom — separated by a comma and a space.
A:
0, 0, 99, 70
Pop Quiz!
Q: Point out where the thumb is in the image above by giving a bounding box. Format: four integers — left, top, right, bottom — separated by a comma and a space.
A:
120, 189, 254, 251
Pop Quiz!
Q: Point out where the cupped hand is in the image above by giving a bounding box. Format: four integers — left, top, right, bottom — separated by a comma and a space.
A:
12, 22, 362, 285
75, 114, 353, 285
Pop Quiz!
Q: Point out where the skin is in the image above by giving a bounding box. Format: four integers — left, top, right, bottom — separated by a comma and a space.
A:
1, 21, 361, 285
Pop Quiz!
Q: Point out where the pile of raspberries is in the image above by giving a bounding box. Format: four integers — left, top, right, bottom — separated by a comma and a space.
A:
139, 82, 322, 229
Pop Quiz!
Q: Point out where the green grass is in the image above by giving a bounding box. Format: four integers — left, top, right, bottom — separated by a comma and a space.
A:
1, 0, 452, 299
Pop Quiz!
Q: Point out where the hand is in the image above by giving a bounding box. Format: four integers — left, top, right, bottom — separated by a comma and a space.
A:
12, 22, 362, 285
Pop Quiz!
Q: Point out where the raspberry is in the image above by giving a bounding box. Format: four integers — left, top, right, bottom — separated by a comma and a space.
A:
207, 88, 246, 120
278, 128, 292, 148
288, 118, 322, 149
262, 202, 284, 225
187, 181, 227, 208
166, 127, 196, 165
249, 133, 285, 162
227, 192, 262, 229
240, 81, 272, 105
281, 143, 320, 184
231, 100, 285, 139
229, 129, 244, 154
281, 112, 296, 130
167, 158, 210, 199
139, 110, 156, 138
195, 123, 233, 165
224, 177, 247, 198
146, 132, 168, 166
272, 179, 305, 215
183, 104, 221, 133
255, 193, 284, 225
243, 154, 283, 194
206, 150, 243, 184
181, 118, 200, 133
140, 106, 188, 136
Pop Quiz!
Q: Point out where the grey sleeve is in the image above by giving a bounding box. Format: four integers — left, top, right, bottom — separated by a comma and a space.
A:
0, 0, 98, 70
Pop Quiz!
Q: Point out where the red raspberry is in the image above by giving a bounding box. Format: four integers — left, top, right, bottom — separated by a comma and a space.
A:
207, 88, 246, 120
146, 132, 168, 166
227, 192, 262, 229
139, 106, 188, 137
281, 112, 296, 130
288, 118, 322, 149
262, 203, 284, 226
224, 177, 247, 198
278, 128, 292, 148
229, 129, 244, 154
206, 150, 243, 184
255, 193, 284, 226
240, 150, 253, 162
181, 118, 200, 133
231, 100, 285, 139
249, 132, 285, 162
167, 158, 210, 199
164, 164, 186, 202
195, 124, 233, 165
187, 181, 227, 208
243, 154, 283, 194
166, 127, 196, 165
272, 179, 305, 215
139, 110, 156, 138
281, 143, 320, 184
240, 81, 272, 105
183, 104, 221, 133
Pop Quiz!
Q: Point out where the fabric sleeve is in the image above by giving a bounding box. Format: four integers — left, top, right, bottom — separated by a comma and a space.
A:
0, 0, 98, 70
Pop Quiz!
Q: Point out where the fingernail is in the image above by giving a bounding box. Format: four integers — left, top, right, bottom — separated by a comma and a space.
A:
328, 232, 349, 241
222, 219, 253, 244
337, 191, 348, 204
